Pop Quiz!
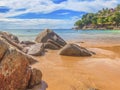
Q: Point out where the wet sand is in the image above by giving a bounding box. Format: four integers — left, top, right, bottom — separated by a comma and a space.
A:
31, 42, 120, 90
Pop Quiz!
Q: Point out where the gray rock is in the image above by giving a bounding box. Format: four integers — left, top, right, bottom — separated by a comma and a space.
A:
0, 31, 19, 43
27, 43, 44, 56
59, 44, 92, 56
44, 39, 62, 50
35, 29, 67, 47
44, 42, 60, 50
22, 46, 30, 53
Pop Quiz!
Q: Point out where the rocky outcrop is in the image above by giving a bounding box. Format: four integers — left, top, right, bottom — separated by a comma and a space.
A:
27, 43, 44, 56
0, 31, 19, 43
0, 38, 42, 90
35, 29, 67, 49
0, 31, 45, 56
59, 44, 93, 56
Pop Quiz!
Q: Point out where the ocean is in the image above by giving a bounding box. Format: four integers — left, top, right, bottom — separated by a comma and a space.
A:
0, 29, 120, 43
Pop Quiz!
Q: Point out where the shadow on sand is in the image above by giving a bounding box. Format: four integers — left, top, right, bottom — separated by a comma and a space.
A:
27, 80, 48, 90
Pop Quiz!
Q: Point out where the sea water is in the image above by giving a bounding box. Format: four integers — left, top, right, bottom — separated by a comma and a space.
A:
0, 29, 120, 43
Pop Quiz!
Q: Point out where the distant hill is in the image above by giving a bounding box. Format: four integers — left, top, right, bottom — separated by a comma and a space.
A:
74, 5, 120, 30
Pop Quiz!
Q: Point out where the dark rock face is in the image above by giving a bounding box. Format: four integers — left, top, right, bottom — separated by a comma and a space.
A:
0, 38, 42, 90
35, 29, 67, 49
44, 42, 60, 50
27, 43, 44, 56
59, 44, 92, 56
20, 41, 36, 46
0, 31, 19, 43
44, 39, 62, 50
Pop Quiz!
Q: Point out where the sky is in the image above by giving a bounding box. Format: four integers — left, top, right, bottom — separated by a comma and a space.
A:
0, 0, 120, 29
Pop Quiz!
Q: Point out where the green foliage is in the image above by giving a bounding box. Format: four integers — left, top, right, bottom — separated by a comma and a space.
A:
75, 4, 120, 28
75, 20, 83, 28
113, 12, 120, 26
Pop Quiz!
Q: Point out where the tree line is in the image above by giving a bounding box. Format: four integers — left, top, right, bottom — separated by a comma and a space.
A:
74, 5, 120, 29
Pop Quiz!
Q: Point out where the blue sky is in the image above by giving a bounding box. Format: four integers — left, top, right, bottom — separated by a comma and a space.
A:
12, 10, 85, 19
0, 0, 120, 29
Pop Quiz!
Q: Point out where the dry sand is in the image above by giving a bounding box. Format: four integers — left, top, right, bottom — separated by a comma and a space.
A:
30, 41, 120, 90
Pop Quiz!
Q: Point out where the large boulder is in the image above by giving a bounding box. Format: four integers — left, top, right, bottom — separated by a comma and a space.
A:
0, 38, 42, 90
0, 31, 19, 43
27, 43, 44, 56
35, 29, 67, 48
0, 48, 31, 90
59, 44, 93, 56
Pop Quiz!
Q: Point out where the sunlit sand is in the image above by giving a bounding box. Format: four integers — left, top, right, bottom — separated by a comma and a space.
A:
30, 41, 120, 90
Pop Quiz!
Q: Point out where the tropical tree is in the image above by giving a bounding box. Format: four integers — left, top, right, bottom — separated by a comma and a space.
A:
113, 12, 120, 26
74, 4, 120, 29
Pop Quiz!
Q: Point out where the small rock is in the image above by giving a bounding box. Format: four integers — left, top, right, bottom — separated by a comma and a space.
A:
20, 41, 36, 46
59, 43, 93, 56
28, 68, 42, 88
27, 43, 44, 56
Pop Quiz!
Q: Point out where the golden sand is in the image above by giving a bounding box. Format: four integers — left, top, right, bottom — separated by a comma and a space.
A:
30, 42, 120, 90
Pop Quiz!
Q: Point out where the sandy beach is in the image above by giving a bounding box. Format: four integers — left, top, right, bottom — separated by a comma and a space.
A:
29, 41, 120, 90
1, 29, 120, 90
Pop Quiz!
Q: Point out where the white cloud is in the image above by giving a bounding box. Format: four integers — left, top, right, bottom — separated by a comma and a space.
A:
0, 0, 119, 18
58, 12, 70, 15
0, 0, 62, 17
0, 18, 75, 29
63, 0, 118, 12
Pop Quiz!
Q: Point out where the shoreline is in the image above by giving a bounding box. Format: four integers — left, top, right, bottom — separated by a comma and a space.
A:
73, 28, 120, 30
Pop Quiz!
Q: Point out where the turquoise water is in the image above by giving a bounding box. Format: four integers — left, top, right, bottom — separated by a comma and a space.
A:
0, 29, 120, 43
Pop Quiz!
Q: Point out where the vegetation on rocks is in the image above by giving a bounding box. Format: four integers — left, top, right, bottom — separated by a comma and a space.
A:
74, 5, 120, 30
